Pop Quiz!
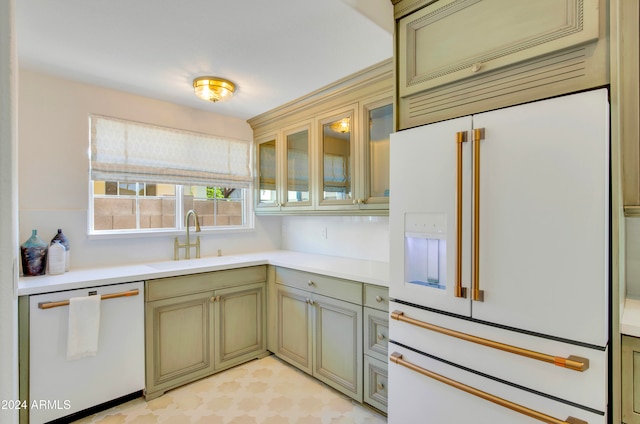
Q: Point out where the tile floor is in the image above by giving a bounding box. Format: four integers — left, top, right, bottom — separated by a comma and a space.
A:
73, 355, 387, 424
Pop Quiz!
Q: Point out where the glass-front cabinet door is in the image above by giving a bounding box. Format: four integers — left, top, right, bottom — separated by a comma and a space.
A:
318, 105, 357, 209
359, 95, 392, 209
256, 134, 281, 212
283, 121, 313, 211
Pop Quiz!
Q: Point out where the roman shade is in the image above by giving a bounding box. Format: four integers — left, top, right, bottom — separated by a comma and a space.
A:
90, 115, 252, 188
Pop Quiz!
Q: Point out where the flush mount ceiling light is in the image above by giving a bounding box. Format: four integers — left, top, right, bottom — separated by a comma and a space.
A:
193, 77, 236, 102
330, 118, 350, 133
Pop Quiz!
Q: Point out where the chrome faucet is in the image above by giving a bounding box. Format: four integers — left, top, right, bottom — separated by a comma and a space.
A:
174, 209, 201, 260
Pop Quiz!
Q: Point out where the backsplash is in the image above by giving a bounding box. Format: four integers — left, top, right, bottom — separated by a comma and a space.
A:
627, 217, 640, 298
281, 215, 389, 263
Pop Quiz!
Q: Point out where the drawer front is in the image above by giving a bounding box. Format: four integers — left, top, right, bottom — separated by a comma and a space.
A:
388, 344, 605, 424
275, 267, 362, 305
146, 266, 267, 301
389, 301, 608, 414
364, 355, 388, 413
365, 307, 389, 362
364, 284, 389, 311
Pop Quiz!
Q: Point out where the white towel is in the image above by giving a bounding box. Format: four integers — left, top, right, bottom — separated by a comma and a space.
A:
66, 295, 101, 360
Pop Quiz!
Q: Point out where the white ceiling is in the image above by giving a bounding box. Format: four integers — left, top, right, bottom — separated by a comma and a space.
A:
15, 0, 394, 121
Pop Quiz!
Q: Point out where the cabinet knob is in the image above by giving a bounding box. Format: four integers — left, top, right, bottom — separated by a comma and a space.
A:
210, 296, 215, 303
377, 382, 385, 390
307, 280, 315, 287
377, 333, 385, 341
308, 299, 315, 305
471, 62, 482, 72
375, 295, 383, 303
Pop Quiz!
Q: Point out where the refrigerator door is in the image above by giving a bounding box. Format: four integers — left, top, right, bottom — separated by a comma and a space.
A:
388, 344, 606, 424
470, 89, 609, 347
390, 115, 473, 317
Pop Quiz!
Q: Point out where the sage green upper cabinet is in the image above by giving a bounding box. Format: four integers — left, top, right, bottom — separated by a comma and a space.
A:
249, 59, 393, 215
256, 134, 280, 212
283, 121, 314, 212
359, 94, 392, 210
617, 0, 640, 214
318, 105, 357, 210
394, 0, 608, 129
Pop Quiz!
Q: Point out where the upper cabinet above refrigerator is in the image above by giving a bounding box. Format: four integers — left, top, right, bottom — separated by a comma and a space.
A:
393, 0, 608, 129
389, 89, 609, 348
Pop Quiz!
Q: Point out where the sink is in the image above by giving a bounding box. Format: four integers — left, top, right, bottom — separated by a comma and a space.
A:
146, 256, 245, 271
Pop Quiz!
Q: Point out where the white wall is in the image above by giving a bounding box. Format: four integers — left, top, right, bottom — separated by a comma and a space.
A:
0, 0, 19, 422
18, 70, 281, 269
282, 215, 389, 263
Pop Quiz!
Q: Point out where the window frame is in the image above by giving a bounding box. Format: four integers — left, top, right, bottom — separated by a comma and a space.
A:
88, 113, 255, 238
88, 182, 254, 238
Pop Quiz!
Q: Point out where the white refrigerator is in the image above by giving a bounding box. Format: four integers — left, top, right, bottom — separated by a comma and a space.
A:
388, 88, 609, 423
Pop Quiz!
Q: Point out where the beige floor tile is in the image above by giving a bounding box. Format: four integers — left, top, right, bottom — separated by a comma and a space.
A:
74, 355, 386, 424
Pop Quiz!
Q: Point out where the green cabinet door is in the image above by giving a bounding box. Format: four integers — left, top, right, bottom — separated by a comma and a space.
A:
213, 282, 266, 370
145, 291, 215, 400
312, 293, 363, 402
275, 284, 313, 374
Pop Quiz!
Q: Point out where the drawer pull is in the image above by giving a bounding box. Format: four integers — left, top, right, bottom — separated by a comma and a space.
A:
390, 352, 587, 424
377, 333, 386, 341
391, 310, 589, 372
307, 280, 315, 287
377, 382, 385, 390
376, 295, 384, 303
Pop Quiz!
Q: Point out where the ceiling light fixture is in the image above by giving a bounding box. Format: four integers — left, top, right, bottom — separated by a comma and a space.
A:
193, 77, 236, 102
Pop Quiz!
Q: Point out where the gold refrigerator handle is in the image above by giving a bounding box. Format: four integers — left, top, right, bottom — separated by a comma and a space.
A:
455, 131, 468, 298
389, 352, 588, 424
38, 289, 140, 309
391, 310, 589, 372
472, 128, 485, 302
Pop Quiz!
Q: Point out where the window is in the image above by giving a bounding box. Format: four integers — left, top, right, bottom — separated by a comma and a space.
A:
89, 116, 252, 234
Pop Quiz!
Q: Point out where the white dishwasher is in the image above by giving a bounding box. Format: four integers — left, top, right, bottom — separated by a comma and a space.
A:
28, 281, 145, 423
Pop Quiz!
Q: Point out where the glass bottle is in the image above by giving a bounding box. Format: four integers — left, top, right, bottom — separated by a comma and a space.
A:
20, 229, 48, 276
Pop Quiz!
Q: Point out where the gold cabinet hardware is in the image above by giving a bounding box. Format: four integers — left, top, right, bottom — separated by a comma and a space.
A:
472, 128, 485, 302
377, 382, 385, 390
391, 311, 589, 372
38, 289, 139, 310
455, 130, 468, 299
390, 352, 587, 424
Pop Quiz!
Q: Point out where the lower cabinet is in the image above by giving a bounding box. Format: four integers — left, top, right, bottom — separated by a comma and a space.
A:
271, 266, 390, 413
275, 283, 363, 401
363, 284, 389, 413
145, 266, 266, 400
623, 335, 640, 423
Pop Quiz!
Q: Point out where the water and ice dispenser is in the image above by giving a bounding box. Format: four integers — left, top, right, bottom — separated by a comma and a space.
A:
404, 213, 447, 290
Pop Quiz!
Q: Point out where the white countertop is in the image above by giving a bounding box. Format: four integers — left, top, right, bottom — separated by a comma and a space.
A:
18, 250, 390, 296
622, 297, 640, 337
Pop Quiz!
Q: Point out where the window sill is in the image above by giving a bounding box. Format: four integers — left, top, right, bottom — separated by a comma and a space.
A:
87, 225, 255, 240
